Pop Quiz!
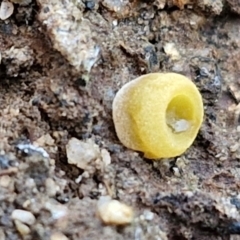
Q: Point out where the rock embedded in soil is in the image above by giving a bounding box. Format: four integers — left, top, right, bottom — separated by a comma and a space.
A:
45, 178, 59, 197
66, 138, 100, 170
0, 175, 12, 188
97, 196, 134, 225
163, 42, 181, 60
37, 0, 99, 72
50, 232, 69, 240
14, 220, 30, 236
11, 209, 36, 225
142, 210, 154, 221
66, 137, 111, 176
0, 0, 14, 20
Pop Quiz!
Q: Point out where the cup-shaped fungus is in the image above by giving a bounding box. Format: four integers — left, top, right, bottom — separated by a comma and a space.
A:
112, 73, 204, 159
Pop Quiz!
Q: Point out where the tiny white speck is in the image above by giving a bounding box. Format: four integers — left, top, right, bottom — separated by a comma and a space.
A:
112, 20, 118, 27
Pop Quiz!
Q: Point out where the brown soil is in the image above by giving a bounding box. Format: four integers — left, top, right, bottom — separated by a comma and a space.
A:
1, 0, 240, 239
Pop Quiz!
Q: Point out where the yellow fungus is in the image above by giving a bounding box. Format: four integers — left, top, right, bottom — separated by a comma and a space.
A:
112, 73, 204, 159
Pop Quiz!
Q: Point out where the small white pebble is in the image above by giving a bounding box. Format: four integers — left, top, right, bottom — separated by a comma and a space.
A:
172, 167, 181, 177
215, 153, 222, 158
135, 226, 143, 240
101, 149, 111, 167
0, 0, 14, 20
66, 138, 100, 170
220, 156, 228, 161
45, 202, 68, 220
11, 209, 36, 225
9, 108, 19, 117
230, 143, 239, 153
25, 178, 36, 188
143, 210, 154, 221
139, 214, 145, 221
163, 42, 180, 60
75, 174, 83, 183
172, 119, 190, 133
0, 175, 11, 188
14, 220, 30, 236
97, 196, 133, 225
45, 178, 58, 197
50, 232, 69, 240
112, 20, 118, 27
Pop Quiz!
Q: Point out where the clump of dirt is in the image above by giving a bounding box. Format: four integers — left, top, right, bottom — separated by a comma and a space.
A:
1, 0, 240, 239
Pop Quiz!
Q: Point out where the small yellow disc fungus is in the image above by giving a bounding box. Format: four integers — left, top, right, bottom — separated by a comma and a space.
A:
112, 73, 204, 159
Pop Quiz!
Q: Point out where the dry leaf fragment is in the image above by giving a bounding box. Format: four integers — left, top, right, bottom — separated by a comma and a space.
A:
0, 0, 14, 20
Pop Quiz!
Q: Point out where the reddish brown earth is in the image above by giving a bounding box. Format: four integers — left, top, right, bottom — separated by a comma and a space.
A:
1, 0, 240, 239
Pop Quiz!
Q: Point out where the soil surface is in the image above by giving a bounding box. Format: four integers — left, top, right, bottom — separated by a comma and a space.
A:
1, 0, 240, 239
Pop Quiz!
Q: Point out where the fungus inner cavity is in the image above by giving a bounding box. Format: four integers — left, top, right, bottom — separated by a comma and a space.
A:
166, 95, 193, 133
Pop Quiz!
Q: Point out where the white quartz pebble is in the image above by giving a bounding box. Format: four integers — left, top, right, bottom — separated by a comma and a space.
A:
11, 209, 36, 225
